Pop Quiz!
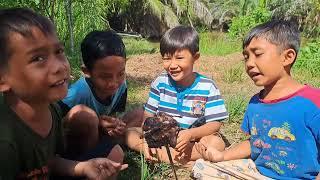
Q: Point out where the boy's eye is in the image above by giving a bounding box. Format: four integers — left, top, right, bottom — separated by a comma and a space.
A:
176, 56, 184, 60
56, 47, 65, 54
242, 54, 249, 61
162, 57, 171, 61
31, 55, 46, 62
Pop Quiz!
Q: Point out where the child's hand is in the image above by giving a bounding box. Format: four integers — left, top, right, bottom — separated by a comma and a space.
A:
175, 129, 193, 153
78, 158, 128, 179
195, 142, 224, 162
143, 141, 158, 161
100, 115, 126, 136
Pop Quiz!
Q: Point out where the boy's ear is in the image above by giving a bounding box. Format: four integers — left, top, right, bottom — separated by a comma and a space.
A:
193, 52, 200, 62
81, 65, 91, 78
0, 74, 11, 92
282, 48, 296, 66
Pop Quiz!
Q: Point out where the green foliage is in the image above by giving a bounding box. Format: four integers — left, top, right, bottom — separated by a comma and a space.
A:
223, 63, 244, 83
294, 39, 320, 77
269, 0, 320, 38
225, 94, 248, 123
123, 37, 159, 56
106, 0, 130, 17
199, 32, 241, 56
228, 7, 271, 38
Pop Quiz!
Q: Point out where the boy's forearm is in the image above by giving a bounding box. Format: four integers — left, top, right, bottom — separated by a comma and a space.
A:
222, 140, 251, 161
189, 121, 222, 140
49, 156, 83, 177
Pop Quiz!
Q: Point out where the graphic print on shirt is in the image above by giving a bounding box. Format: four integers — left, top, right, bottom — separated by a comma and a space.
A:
251, 117, 299, 175
268, 122, 296, 142
192, 97, 206, 117
266, 122, 297, 174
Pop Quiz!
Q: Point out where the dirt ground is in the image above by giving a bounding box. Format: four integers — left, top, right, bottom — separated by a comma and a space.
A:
126, 52, 258, 97
125, 53, 259, 179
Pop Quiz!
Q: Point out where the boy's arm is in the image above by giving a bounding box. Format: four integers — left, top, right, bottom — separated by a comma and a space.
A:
49, 156, 127, 178
222, 140, 251, 160
195, 139, 251, 162
176, 121, 221, 152
188, 121, 222, 140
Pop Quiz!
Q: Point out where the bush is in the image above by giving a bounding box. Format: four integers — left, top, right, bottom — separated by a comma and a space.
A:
294, 39, 320, 77
228, 7, 271, 39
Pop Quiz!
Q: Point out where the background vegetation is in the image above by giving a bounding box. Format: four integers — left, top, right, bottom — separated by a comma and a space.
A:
1, 0, 319, 179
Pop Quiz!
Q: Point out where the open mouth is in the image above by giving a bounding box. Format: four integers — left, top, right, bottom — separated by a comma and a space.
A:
51, 79, 67, 87
170, 71, 180, 77
249, 72, 261, 79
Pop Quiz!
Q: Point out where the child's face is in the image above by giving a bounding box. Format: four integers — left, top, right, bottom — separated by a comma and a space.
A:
2, 27, 70, 103
162, 49, 199, 87
243, 37, 286, 87
85, 56, 126, 100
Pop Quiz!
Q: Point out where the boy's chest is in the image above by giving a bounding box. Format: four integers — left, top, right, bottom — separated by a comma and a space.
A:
159, 91, 208, 117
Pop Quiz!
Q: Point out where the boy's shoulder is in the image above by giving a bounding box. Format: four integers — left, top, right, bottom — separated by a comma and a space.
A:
67, 77, 92, 96
295, 85, 320, 108
249, 85, 320, 107
152, 72, 219, 89
195, 73, 218, 88
0, 96, 20, 144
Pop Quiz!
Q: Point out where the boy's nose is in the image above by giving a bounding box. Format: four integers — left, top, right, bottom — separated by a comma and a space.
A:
245, 57, 255, 68
51, 57, 70, 75
169, 61, 178, 69
107, 78, 119, 88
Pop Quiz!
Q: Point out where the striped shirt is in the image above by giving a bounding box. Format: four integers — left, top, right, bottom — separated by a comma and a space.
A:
145, 72, 228, 129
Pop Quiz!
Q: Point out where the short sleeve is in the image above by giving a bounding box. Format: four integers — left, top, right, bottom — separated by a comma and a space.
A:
203, 85, 228, 122
144, 80, 160, 114
0, 141, 18, 180
306, 110, 320, 144
61, 78, 90, 109
241, 108, 250, 135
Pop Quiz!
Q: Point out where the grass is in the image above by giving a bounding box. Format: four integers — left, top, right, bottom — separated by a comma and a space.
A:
123, 37, 159, 56
222, 62, 245, 83
200, 32, 241, 56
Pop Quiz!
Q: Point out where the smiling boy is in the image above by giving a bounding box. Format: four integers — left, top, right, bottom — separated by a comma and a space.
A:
127, 25, 228, 164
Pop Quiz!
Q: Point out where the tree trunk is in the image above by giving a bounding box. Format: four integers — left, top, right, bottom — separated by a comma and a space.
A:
65, 0, 74, 54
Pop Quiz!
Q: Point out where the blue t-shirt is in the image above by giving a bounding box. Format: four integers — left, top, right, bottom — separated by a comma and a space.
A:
60, 77, 127, 116
241, 86, 320, 179
145, 72, 228, 129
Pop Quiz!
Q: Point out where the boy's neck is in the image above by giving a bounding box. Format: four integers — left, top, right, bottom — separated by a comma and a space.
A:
4, 93, 52, 138
262, 76, 304, 100
4, 92, 51, 122
175, 72, 197, 88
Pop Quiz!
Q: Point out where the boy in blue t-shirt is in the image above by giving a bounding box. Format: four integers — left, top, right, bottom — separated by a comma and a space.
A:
58, 30, 143, 162
127, 26, 228, 164
193, 20, 320, 179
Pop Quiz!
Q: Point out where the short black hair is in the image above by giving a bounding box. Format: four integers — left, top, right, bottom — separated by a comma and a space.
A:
81, 30, 126, 71
160, 25, 199, 56
0, 8, 55, 71
243, 19, 300, 57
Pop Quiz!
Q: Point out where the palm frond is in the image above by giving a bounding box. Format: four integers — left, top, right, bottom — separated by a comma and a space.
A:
189, 0, 213, 26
